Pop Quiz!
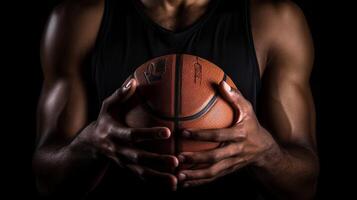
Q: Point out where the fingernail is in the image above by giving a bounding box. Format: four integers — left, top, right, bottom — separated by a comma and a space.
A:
183, 183, 190, 188
158, 130, 170, 138
173, 157, 179, 167
222, 81, 231, 92
182, 130, 191, 138
178, 173, 186, 181
178, 155, 185, 163
124, 79, 132, 89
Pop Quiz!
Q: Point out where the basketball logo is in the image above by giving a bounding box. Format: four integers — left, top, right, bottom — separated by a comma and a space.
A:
144, 58, 166, 83
194, 56, 202, 85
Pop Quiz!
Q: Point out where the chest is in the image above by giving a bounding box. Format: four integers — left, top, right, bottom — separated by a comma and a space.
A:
93, 0, 261, 108
142, 4, 209, 31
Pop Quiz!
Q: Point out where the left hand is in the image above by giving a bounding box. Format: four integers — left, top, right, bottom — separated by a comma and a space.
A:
176, 81, 279, 188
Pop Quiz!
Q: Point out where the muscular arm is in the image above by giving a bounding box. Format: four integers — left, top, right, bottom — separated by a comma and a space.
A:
251, 1, 319, 199
33, 0, 106, 196
34, 1, 179, 196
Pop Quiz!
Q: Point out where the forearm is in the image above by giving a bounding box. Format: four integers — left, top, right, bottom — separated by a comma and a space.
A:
252, 130, 319, 200
32, 127, 109, 197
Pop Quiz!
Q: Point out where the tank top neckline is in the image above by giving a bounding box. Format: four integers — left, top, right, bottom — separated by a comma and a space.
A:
130, 0, 220, 36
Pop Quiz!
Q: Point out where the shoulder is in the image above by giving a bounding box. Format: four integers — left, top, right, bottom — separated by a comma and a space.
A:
250, 0, 313, 74
51, 0, 104, 17
251, 0, 305, 22
42, 0, 105, 51
41, 0, 105, 77
251, 0, 311, 46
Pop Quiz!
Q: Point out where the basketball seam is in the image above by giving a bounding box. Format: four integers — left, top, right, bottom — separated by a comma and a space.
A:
138, 73, 227, 121
174, 54, 182, 156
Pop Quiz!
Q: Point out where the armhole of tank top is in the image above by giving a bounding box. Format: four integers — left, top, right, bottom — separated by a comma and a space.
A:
245, 0, 261, 92
91, 0, 110, 83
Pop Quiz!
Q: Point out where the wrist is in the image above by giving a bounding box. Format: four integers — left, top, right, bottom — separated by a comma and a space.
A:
69, 121, 101, 161
254, 128, 284, 168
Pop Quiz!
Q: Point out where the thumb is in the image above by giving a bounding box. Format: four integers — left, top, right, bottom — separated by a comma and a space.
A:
103, 76, 137, 110
218, 80, 242, 123
117, 76, 137, 103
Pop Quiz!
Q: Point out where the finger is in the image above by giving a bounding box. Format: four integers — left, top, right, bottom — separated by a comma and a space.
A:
182, 178, 213, 188
219, 81, 252, 122
177, 157, 246, 181
181, 163, 243, 188
109, 126, 171, 142
102, 77, 137, 111
116, 147, 178, 172
127, 164, 178, 191
178, 143, 243, 164
181, 127, 246, 142
107, 154, 123, 167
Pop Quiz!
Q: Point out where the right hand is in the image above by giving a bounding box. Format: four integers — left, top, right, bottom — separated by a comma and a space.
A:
76, 77, 178, 191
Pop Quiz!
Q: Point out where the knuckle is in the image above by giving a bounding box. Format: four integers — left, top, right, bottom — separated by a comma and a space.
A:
137, 170, 144, 177
133, 153, 142, 163
234, 131, 246, 141
227, 146, 237, 156
101, 141, 115, 155
209, 152, 220, 162
211, 132, 221, 141
127, 129, 136, 141
96, 116, 109, 131
105, 124, 113, 136
190, 131, 198, 139
96, 122, 110, 139
206, 168, 216, 177
238, 145, 245, 153
131, 165, 143, 176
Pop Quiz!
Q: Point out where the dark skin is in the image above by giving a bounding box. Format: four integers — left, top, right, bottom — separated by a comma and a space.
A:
33, 0, 319, 199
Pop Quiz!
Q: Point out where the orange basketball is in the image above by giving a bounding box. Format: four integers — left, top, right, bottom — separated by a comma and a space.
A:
122, 54, 238, 170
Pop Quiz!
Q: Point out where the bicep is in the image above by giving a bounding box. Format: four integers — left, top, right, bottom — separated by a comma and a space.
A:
37, 78, 88, 147
259, 2, 316, 150
37, 1, 103, 147
260, 77, 316, 150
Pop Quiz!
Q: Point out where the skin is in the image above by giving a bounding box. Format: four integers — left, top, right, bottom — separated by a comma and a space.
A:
33, 0, 319, 199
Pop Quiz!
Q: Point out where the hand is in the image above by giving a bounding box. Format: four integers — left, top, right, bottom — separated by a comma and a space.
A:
176, 81, 278, 188
76, 77, 179, 191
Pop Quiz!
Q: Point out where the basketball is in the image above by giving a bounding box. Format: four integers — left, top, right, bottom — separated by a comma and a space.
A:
122, 54, 238, 170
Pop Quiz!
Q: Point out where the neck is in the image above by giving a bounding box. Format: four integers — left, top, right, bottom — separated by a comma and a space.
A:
141, 0, 210, 10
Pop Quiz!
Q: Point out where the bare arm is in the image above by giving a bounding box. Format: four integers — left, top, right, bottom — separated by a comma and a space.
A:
175, 1, 319, 199
33, 0, 178, 197
252, 1, 319, 199
33, 0, 108, 196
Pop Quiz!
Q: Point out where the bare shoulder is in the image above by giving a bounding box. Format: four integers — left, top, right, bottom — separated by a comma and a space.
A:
251, 0, 307, 30
250, 0, 313, 76
252, 0, 304, 14
44, 0, 104, 39
41, 0, 105, 78
50, 0, 104, 19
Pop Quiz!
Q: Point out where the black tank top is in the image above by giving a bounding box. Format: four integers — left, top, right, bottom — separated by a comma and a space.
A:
89, 0, 265, 199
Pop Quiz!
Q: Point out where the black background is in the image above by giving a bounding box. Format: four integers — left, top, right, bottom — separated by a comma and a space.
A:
5, 0, 346, 199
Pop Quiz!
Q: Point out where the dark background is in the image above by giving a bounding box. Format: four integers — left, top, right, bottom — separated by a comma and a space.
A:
6, 0, 343, 199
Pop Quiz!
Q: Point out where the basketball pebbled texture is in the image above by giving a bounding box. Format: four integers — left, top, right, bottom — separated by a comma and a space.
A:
121, 54, 238, 170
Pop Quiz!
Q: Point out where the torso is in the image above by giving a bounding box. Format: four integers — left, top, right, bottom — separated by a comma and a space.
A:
41, 0, 314, 198
87, 0, 264, 198
82, 0, 277, 198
